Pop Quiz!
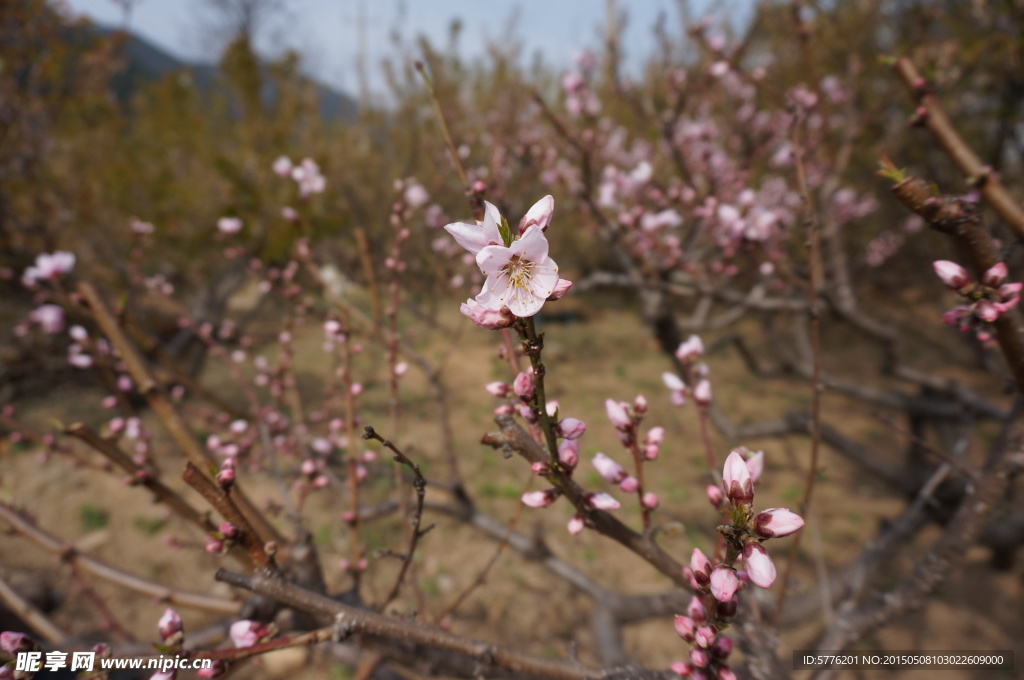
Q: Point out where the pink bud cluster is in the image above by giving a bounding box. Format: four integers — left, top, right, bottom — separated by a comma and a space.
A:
672, 449, 803, 678
273, 155, 326, 197
662, 335, 711, 407
934, 260, 1021, 343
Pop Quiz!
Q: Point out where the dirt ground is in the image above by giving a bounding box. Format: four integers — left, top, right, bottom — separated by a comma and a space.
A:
1, 298, 1020, 679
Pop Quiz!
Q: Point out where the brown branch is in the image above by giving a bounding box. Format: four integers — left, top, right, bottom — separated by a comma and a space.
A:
0, 573, 66, 643
77, 282, 283, 548
181, 463, 276, 571
0, 502, 240, 614
894, 57, 1024, 236
361, 426, 429, 609
215, 568, 675, 680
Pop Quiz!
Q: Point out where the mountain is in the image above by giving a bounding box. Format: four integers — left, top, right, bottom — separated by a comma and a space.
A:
83, 23, 357, 121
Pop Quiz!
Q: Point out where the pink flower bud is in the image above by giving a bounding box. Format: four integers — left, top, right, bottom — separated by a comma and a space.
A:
518, 194, 555, 235
619, 476, 639, 493
557, 417, 587, 439
514, 372, 535, 400
933, 260, 970, 289
753, 508, 805, 538
558, 439, 579, 469
682, 567, 700, 590
460, 299, 516, 329
204, 537, 224, 553
706, 484, 724, 508
711, 635, 733, 659
157, 608, 183, 642
546, 278, 573, 301
693, 380, 712, 406
633, 394, 647, 413
585, 492, 621, 510
530, 461, 550, 475
709, 566, 739, 602
690, 648, 710, 668
521, 489, 557, 508
742, 542, 777, 588
722, 451, 753, 505
219, 523, 240, 540
981, 262, 1008, 288
644, 444, 660, 460
975, 299, 1000, 322
690, 549, 711, 586
485, 381, 511, 397
687, 594, 706, 622
605, 399, 632, 430
673, 615, 695, 641
717, 666, 737, 680
229, 620, 271, 648
644, 426, 665, 445
1, 631, 36, 654
676, 335, 704, 362
518, 404, 538, 424
695, 625, 716, 648
592, 453, 627, 484
642, 492, 659, 509
567, 514, 585, 535
744, 450, 764, 484
670, 661, 692, 677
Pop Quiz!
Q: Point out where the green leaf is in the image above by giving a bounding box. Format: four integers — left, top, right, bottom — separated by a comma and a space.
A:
498, 216, 513, 247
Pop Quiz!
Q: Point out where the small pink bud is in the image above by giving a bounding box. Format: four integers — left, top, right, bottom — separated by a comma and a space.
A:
693, 380, 712, 406
546, 278, 573, 301
557, 417, 587, 439
687, 594, 706, 622
460, 299, 516, 329
592, 453, 627, 484
204, 537, 224, 553
933, 260, 970, 289
605, 398, 632, 430
218, 523, 240, 540
644, 426, 665, 445
485, 381, 511, 397
642, 492, 659, 509
690, 648, 710, 668
975, 299, 1000, 322
521, 489, 557, 508
157, 608, 183, 642
644, 444, 660, 460
513, 372, 535, 400
742, 543, 777, 588
585, 492, 621, 510
517, 403, 538, 424
673, 615, 695, 641
682, 567, 700, 590
530, 461, 550, 475
722, 451, 753, 505
981, 262, 1008, 287
706, 484, 724, 508
558, 439, 579, 469
229, 620, 271, 648
619, 476, 639, 493
676, 335, 704, 361
690, 549, 711, 585
670, 661, 692, 677
695, 625, 716, 648
717, 666, 737, 680
197, 660, 227, 679
709, 566, 739, 602
753, 508, 805, 538
517, 194, 555, 234
567, 514, 585, 535
744, 450, 764, 483
1, 631, 36, 654
633, 394, 647, 413
711, 635, 733, 659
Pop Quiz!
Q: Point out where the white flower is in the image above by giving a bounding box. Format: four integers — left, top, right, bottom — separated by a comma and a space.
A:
474, 225, 560, 317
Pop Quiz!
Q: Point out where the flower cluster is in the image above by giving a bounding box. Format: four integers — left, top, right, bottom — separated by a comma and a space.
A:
671, 450, 804, 679
662, 335, 711, 407
934, 260, 1020, 343
273, 155, 326, 198
444, 197, 572, 323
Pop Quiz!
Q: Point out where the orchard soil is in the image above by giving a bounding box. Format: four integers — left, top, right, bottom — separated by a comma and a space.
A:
1, 298, 1020, 679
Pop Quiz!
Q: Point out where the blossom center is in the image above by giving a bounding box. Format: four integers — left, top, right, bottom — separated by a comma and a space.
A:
502, 255, 534, 290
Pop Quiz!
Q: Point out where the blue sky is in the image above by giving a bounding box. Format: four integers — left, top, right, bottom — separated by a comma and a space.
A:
61, 0, 751, 98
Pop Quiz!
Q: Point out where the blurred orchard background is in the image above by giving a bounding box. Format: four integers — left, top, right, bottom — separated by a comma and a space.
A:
1, 0, 1023, 679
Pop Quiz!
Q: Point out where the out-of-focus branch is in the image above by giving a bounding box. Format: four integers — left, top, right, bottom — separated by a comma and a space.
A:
0, 502, 240, 615
894, 57, 1024, 236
